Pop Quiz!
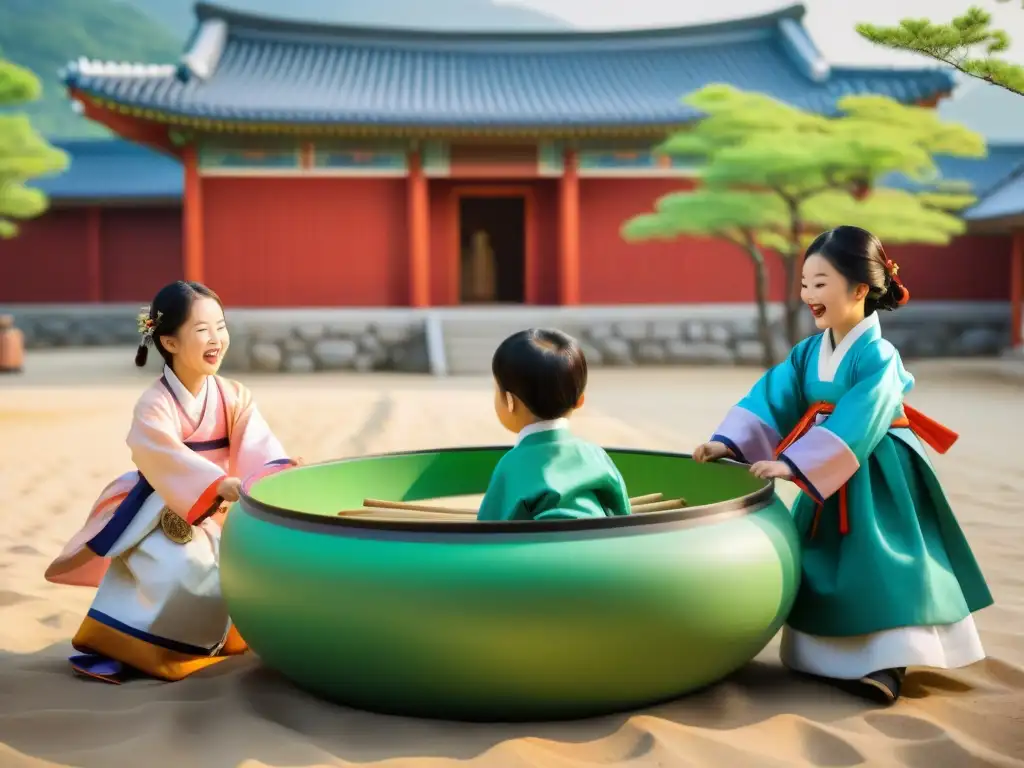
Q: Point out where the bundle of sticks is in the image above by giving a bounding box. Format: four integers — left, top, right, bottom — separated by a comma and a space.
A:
336, 492, 688, 521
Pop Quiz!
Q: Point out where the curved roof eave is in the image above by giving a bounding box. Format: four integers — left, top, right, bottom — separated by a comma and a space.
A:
190, 1, 808, 46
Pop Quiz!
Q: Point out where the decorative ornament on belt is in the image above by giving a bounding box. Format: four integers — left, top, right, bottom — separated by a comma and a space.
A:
137, 308, 163, 346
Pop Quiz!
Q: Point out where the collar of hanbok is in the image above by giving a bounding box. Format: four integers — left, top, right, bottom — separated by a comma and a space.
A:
515, 417, 570, 446
818, 312, 881, 383
163, 364, 211, 425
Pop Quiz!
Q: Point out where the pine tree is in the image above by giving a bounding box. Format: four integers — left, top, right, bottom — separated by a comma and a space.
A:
857, 4, 1024, 97
0, 52, 68, 238
623, 191, 787, 368
622, 85, 986, 365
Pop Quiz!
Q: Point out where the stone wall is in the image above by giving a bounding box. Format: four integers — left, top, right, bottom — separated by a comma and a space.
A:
219, 313, 430, 374
570, 303, 1011, 367
2, 306, 431, 374
0, 301, 1012, 374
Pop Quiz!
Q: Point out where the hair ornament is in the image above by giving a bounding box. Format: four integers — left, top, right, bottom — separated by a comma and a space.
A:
136, 307, 163, 345
883, 258, 911, 306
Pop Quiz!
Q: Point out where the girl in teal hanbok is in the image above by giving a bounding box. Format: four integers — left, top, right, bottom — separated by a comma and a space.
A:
694, 226, 992, 705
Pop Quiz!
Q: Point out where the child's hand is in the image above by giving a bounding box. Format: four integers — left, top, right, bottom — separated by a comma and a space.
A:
217, 476, 242, 502
749, 460, 793, 480
693, 441, 732, 463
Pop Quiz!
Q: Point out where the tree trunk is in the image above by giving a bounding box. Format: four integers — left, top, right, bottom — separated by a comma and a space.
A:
745, 243, 776, 368
783, 197, 805, 346
781, 255, 801, 346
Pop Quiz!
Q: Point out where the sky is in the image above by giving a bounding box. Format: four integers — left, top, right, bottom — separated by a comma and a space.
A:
500, 0, 1024, 66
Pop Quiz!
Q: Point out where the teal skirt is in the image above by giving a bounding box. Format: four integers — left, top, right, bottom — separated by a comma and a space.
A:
786, 431, 993, 637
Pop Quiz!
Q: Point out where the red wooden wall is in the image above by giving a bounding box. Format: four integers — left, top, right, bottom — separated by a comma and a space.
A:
0, 178, 1013, 307
202, 177, 408, 307
0, 206, 181, 303
577, 178, 1013, 304
579, 178, 791, 304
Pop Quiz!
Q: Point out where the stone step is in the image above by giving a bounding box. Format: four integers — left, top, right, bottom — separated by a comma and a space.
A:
444, 341, 500, 374
440, 319, 532, 374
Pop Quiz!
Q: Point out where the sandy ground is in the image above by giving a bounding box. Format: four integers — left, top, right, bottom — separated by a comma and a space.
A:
1, 350, 1022, 768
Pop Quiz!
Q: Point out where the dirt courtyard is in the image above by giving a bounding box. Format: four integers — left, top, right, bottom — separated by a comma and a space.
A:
1, 350, 1022, 768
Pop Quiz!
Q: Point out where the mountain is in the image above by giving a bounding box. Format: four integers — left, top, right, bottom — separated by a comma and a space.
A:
1, 0, 570, 139
0, 0, 183, 138
127, 0, 570, 37
0, 0, 181, 138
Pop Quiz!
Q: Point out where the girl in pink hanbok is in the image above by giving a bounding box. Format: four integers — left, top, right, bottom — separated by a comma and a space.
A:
45, 281, 296, 684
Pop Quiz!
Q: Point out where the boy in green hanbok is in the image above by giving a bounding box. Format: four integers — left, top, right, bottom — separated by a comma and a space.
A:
694, 226, 992, 705
477, 328, 631, 522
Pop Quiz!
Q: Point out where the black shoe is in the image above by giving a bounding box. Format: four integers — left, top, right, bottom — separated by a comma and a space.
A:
854, 668, 902, 704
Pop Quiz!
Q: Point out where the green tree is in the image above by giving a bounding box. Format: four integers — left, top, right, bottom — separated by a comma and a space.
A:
0, 54, 68, 238
623, 191, 787, 368
623, 85, 985, 362
857, 4, 1024, 97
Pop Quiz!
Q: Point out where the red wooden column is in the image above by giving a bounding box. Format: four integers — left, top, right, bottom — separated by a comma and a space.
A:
85, 207, 102, 302
182, 144, 205, 283
1012, 228, 1023, 349
558, 147, 580, 305
407, 149, 431, 307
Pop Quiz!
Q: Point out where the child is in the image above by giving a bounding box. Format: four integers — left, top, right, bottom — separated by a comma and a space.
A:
477, 328, 631, 521
44, 281, 296, 683
693, 226, 992, 704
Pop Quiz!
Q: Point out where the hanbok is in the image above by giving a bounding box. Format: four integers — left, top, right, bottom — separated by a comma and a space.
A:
477, 419, 631, 521
710, 312, 992, 679
45, 366, 295, 683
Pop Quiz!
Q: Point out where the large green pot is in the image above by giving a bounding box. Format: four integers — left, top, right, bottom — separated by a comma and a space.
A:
223, 447, 800, 722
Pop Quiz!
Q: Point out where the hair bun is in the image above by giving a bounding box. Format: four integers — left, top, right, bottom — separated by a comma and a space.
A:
877, 278, 909, 312
134, 343, 149, 368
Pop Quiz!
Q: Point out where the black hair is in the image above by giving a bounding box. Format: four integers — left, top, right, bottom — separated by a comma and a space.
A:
134, 281, 224, 368
804, 226, 909, 315
492, 328, 588, 421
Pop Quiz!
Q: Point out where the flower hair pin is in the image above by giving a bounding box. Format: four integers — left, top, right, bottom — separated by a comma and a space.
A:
137, 307, 162, 345
883, 258, 911, 306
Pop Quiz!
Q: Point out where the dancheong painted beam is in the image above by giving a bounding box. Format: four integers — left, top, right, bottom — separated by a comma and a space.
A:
62, 2, 954, 136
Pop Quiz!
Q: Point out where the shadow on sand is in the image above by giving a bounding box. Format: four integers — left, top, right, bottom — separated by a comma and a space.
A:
3, 640, 1017, 768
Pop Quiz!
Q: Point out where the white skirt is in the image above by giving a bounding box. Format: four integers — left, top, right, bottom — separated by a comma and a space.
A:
780, 617, 986, 680
88, 491, 232, 653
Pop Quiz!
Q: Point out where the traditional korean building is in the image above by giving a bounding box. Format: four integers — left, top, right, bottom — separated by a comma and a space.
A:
5, 1, 1020, 332
0, 139, 182, 303
963, 168, 1024, 348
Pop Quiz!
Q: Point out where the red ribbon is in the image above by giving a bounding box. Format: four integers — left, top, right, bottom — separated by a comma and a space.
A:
775, 401, 957, 538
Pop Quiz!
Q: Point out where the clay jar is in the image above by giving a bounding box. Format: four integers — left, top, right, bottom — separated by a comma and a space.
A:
0, 315, 24, 373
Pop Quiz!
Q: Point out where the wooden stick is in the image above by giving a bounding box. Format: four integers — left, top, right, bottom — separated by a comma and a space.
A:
339, 494, 689, 519
338, 510, 464, 521
361, 498, 477, 515
343, 514, 464, 523
631, 498, 688, 513
628, 493, 664, 505
338, 506, 469, 520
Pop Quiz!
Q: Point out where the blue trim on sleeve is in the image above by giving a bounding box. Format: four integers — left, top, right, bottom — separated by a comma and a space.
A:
711, 434, 746, 464
778, 454, 824, 504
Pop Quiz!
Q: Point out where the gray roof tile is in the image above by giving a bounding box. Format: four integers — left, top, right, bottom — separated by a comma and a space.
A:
63, 2, 955, 129
30, 139, 182, 202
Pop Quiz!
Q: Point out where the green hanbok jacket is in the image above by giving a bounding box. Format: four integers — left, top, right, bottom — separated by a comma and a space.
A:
477, 423, 631, 522
711, 313, 992, 637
